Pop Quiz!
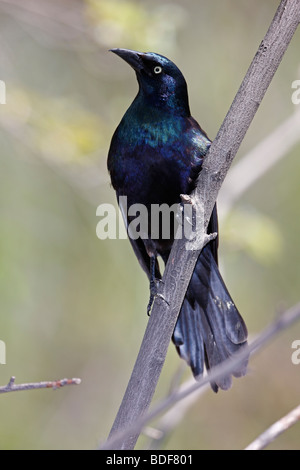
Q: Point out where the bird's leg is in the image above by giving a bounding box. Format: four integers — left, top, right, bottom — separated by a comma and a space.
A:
147, 253, 158, 316
145, 242, 169, 316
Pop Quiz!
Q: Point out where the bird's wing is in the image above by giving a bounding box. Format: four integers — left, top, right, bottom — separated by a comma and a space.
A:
117, 192, 161, 280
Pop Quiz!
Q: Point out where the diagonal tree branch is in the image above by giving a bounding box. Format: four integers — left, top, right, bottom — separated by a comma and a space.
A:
106, 0, 300, 450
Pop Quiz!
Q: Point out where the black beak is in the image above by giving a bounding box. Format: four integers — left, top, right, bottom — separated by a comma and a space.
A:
110, 48, 145, 72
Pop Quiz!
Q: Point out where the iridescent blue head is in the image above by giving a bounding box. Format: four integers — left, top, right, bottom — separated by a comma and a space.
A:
110, 48, 191, 117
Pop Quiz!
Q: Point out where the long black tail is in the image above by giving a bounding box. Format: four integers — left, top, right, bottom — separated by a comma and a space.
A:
172, 244, 248, 392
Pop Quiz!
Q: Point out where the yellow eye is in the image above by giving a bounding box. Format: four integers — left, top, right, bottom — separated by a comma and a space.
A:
153, 66, 162, 74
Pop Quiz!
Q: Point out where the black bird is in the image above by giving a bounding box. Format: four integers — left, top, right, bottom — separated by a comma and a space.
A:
107, 48, 248, 391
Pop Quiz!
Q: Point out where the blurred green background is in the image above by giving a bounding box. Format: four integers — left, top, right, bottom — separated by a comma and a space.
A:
0, 0, 300, 450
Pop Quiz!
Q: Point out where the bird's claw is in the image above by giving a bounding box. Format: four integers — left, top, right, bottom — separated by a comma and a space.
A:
180, 193, 195, 205
204, 231, 218, 246
179, 194, 218, 251
147, 280, 169, 315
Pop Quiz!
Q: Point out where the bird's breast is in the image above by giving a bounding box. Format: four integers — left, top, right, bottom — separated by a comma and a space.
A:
108, 112, 210, 209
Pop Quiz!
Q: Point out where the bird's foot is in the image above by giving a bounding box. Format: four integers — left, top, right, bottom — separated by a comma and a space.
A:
186, 228, 218, 252
147, 279, 169, 316
180, 193, 217, 251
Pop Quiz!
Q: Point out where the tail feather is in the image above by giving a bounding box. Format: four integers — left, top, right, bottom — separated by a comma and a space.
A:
173, 301, 205, 378
173, 244, 248, 392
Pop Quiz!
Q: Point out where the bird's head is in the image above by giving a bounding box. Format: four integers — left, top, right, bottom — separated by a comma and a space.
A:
110, 48, 190, 116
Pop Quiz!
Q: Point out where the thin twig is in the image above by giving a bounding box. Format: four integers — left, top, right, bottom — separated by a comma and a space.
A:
0, 376, 81, 394
100, 301, 300, 449
107, 0, 300, 450
245, 403, 300, 450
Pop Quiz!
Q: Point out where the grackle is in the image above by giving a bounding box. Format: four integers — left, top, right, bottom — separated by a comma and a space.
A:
107, 48, 248, 391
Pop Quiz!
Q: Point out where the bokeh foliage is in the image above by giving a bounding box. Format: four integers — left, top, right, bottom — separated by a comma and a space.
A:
0, 0, 300, 449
